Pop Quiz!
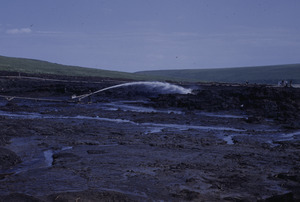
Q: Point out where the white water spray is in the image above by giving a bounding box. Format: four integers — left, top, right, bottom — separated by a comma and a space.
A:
72, 81, 192, 100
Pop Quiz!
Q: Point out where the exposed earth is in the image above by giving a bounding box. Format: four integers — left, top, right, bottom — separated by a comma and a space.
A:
0, 72, 299, 201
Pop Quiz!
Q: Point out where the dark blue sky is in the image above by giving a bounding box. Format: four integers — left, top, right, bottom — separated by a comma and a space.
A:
1, 0, 299, 72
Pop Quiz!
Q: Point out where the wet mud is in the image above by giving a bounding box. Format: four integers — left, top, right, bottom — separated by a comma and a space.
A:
0, 73, 299, 201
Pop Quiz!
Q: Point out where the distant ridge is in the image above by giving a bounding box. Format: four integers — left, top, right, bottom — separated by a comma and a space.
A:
136, 64, 300, 84
0, 55, 154, 81
1, 55, 299, 84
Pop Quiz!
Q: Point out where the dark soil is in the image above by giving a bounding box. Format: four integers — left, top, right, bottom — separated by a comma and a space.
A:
0, 72, 299, 201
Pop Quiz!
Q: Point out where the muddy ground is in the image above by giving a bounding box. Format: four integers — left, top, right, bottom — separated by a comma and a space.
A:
0, 72, 299, 201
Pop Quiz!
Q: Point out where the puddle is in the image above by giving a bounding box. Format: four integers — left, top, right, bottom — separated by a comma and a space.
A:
275, 131, 300, 142
43, 150, 54, 167
266, 140, 281, 148
217, 130, 300, 146
197, 112, 246, 119
100, 102, 183, 114
260, 130, 300, 146
228, 130, 300, 147
0, 110, 245, 133
144, 127, 165, 134
223, 135, 235, 145
62, 146, 73, 151
70, 115, 136, 124
142, 123, 245, 132
2, 137, 73, 176
0, 110, 135, 124
0, 110, 44, 119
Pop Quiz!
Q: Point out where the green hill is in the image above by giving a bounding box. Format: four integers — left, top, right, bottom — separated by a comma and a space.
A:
1, 55, 299, 84
136, 64, 300, 84
0, 55, 155, 81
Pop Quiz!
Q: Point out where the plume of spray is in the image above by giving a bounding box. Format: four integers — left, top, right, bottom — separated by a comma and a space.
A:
72, 81, 192, 100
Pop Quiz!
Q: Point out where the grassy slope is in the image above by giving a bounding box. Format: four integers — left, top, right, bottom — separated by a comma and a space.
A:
1, 55, 299, 84
136, 64, 300, 84
0, 55, 158, 81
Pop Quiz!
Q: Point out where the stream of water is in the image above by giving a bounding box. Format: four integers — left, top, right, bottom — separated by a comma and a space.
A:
73, 81, 192, 100
0, 110, 245, 132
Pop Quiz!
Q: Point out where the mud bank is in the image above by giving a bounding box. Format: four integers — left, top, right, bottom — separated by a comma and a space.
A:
0, 73, 299, 201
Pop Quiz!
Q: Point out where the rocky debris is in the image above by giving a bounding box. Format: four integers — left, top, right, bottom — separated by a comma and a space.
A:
74, 140, 100, 146
171, 189, 201, 201
87, 150, 107, 154
46, 190, 138, 202
0, 193, 41, 202
52, 152, 80, 166
0, 191, 139, 202
151, 85, 300, 128
258, 192, 295, 202
274, 173, 299, 182
0, 147, 21, 170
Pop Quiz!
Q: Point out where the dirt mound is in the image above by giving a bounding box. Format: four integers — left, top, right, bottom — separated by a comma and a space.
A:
151, 85, 300, 128
0, 73, 299, 201
0, 193, 41, 202
0, 147, 21, 170
46, 190, 137, 202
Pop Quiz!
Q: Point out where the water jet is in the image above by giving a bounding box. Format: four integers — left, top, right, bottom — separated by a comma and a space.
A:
72, 81, 192, 101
